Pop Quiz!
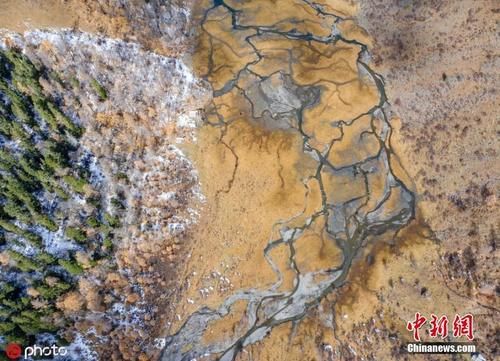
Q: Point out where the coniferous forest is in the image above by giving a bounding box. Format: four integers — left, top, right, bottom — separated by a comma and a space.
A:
0, 48, 117, 354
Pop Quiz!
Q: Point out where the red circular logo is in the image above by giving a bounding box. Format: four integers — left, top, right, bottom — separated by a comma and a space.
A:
5, 343, 22, 360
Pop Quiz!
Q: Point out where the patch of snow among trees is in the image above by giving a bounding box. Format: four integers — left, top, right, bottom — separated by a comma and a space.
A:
2, 29, 209, 130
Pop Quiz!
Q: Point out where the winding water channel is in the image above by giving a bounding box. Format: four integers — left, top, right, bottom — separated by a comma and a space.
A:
161, 1, 415, 360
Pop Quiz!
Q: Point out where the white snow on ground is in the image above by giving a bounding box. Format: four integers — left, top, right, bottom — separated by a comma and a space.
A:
10, 241, 38, 258
127, 143, 203, 242
57, 333, 99, 361
177, 110, 202, 128
35, 226, 83, 258
0, 26, 210, 359
111, 302, 148, 327
1, 29, 209, 130
77, 149, 106, 188
158, 191, 176, 201
1, 28, 208, 246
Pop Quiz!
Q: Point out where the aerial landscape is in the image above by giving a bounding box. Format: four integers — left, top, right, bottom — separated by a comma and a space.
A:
0, 1, 497, 360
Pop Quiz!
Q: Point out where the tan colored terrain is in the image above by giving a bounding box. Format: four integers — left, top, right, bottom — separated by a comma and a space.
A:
0, 1, 497, 360
356, 0, 499, 357
163, 1, 498, 360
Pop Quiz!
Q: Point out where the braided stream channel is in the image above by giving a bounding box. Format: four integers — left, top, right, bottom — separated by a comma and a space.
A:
161, 1, 415, 360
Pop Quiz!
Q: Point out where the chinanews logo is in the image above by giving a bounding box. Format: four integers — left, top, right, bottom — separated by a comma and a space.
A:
4, 343, 67, 360
405, 313, 478, 355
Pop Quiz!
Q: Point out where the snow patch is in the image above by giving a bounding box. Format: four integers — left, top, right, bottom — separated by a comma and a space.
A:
1, 30, 209, 130
37, 226, 83, 258
57, 333, 99, 361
